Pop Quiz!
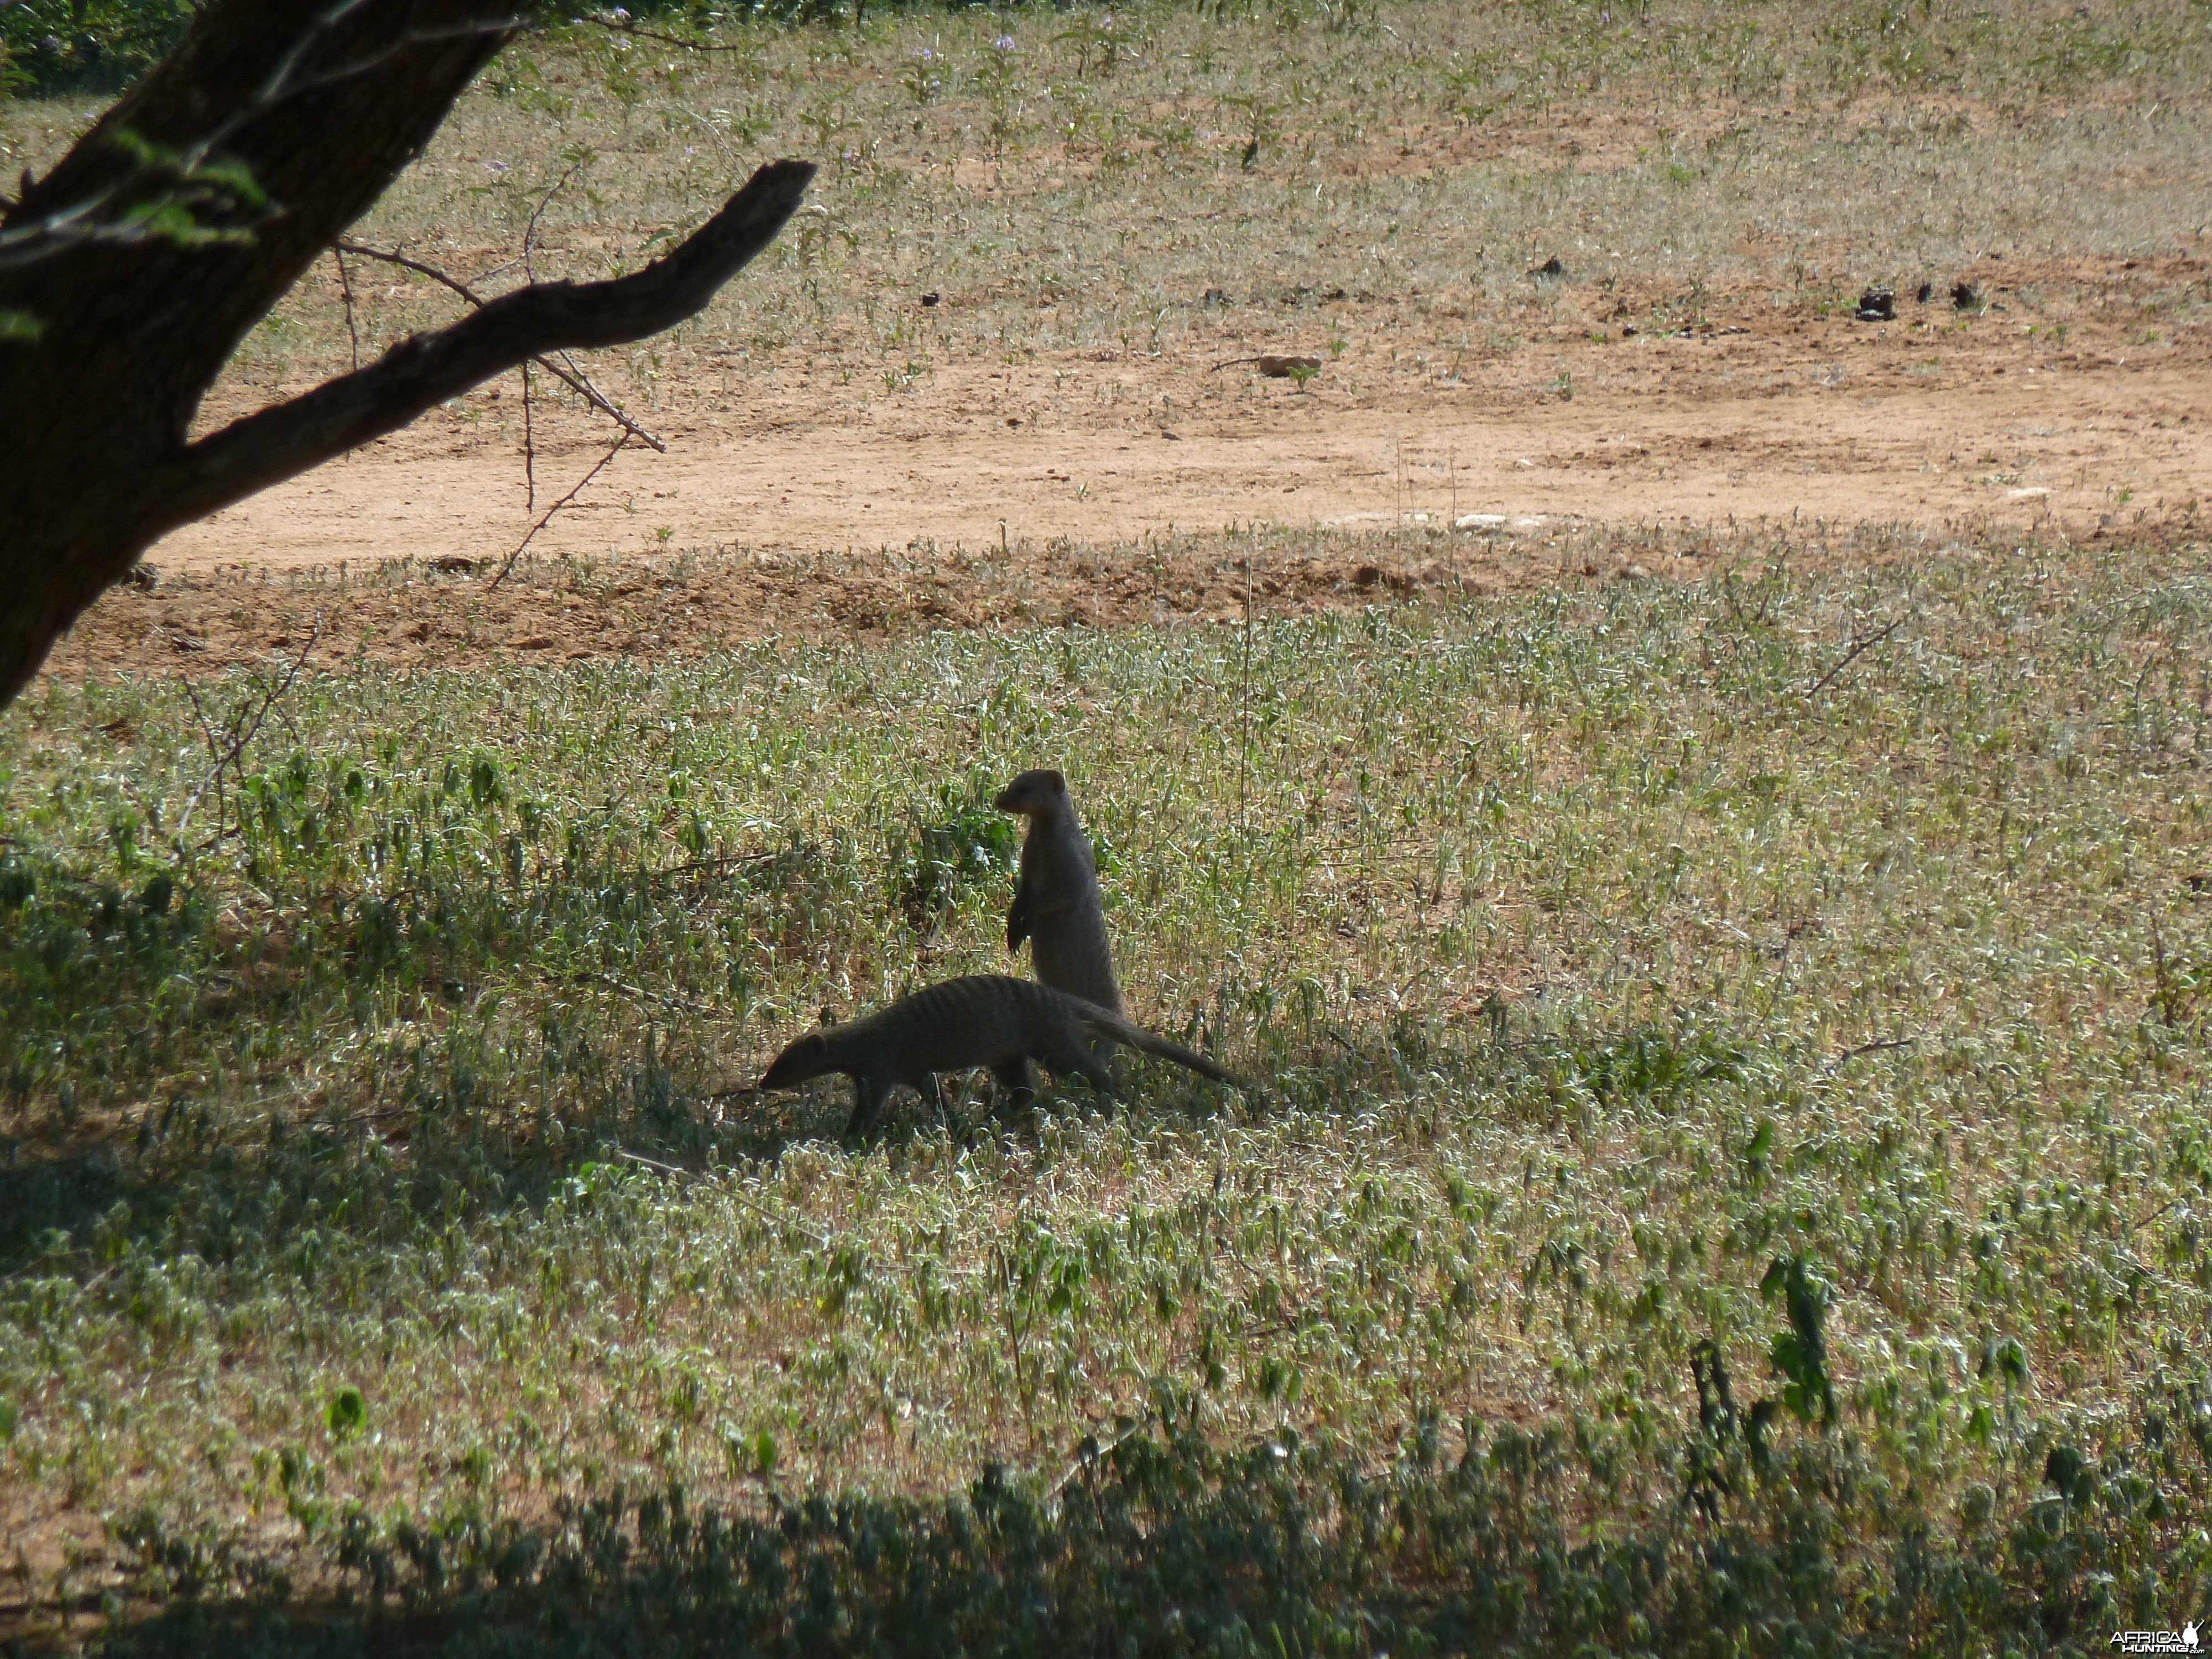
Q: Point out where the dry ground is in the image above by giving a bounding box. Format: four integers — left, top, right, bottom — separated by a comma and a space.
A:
7, 0, 2208, 686
148, 254, 2212, 565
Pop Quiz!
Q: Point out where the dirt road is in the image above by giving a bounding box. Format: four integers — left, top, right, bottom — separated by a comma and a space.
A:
154, 266, 2208, 576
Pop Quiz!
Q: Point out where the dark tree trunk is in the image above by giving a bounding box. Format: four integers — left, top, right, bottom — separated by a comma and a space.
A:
0, 1, 813, 708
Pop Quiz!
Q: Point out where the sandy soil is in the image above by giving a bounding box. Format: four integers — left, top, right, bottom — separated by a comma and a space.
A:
158, 256, 2210, 562
54, 256, 2210, 684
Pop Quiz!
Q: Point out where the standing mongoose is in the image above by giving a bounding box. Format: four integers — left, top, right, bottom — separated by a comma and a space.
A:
995, 768, 1121, 1014
758, 974, 1248, 1138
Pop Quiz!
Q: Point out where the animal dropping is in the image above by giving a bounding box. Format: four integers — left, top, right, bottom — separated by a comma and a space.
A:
758, 975, 1249, 1138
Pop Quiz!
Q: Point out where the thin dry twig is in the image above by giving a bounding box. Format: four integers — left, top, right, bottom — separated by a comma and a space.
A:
524, 158, 589, 280
594, 15, 758, 53
583, 969, 719, 1016
615, 1147, 689, 1178
488, 430, 631, 591
523, 356, 536, 509
332, 245, 360, 373
1807, 615, 1907, 698
332, 237, 482, 302
615, 1150, 836, 1248
1824, 1033, 1916, 1072
1049, 1418, 1154, 1497
2128, 1196, 2192, 1234
541, 349, 664, 448
174, 613, 325, 848
2148, 914, 2198, 1029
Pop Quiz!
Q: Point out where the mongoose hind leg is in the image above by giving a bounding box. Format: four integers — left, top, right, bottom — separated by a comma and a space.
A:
1040, 1035, 1119, 1109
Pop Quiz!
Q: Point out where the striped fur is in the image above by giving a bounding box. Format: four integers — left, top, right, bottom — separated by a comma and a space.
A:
759, 974, 1246, 1136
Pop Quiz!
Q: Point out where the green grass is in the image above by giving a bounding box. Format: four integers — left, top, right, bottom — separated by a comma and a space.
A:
3, 526, 2211, 1648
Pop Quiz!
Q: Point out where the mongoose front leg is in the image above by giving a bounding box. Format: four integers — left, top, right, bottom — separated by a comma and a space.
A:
991, 1056, 1036, 1113
1006, 872, 1076, 952
843, 1074, 892, 1139
1070, 1051, 1119, 1106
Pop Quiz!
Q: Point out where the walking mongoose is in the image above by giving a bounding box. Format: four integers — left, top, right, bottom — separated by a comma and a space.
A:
995, 768, 1121, 1014
758, 975, 1248, 1138
1208, 354, 1322, 378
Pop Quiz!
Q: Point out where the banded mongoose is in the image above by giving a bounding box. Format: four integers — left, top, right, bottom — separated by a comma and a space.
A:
1208, 354, 1322, 379
758, 975, 1248, 1138
995, 768, 1121, 1014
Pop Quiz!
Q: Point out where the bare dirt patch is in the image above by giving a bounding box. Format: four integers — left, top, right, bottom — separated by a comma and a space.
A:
15, 0, 2211, 683
148, 255, 2210, 578
57, 254, 2197, 685
50, 530, 1515, 686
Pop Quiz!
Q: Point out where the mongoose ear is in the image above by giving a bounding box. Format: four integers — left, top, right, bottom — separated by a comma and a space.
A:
804, 1033, 827, 1057
1045, 769, 1066, 791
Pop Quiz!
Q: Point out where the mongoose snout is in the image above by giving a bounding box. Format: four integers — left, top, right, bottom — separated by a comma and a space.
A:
990, 768, 1052, 816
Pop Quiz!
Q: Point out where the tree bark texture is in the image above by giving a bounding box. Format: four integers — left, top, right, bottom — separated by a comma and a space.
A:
0, 1, 813, 708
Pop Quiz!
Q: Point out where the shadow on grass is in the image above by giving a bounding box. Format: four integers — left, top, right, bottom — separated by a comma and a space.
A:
0, 1066, 808, 1285
0, 831, 1258, 1281
0, 978, 1762, 1290
0, 1031, 1257, 1287
96, 1413, 2177, 1658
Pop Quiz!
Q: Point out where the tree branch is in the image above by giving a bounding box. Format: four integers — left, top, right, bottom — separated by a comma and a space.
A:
0, 8, 528, 269
148, 158, 813, 534
333, 237, 667, 448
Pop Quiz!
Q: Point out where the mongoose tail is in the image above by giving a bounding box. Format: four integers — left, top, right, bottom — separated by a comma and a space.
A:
1072, 1000, 1250, 1092
757, 975, 1248, 1138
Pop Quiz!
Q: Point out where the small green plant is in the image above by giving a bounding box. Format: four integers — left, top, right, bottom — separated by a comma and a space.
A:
892, 781, 1018, 925
325, 1386, 367, 1437
1760, 1253, 1836, 1431
897, 42, 943, 106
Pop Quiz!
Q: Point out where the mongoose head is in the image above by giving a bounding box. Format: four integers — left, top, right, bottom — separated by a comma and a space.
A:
993, 768, 1068, 817
760, 1030, 836, 1091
